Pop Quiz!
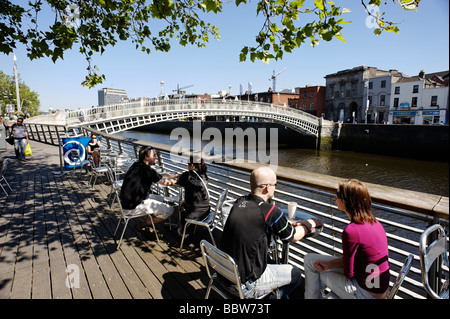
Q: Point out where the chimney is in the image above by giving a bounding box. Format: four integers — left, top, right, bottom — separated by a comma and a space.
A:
418, 70, 425, 78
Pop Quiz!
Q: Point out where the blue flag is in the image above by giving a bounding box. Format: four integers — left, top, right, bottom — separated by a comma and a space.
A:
62, 136, 91, 169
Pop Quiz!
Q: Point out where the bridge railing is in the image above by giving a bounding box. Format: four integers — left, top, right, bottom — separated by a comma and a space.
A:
24, 122, 449, 299
64, 98, 320, 128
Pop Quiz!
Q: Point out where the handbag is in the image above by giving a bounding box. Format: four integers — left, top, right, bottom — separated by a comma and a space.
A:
25, 143, 33, 156
5, 136, 14, 145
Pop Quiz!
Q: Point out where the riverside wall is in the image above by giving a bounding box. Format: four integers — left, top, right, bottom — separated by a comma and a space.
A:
136, 120, 449, 161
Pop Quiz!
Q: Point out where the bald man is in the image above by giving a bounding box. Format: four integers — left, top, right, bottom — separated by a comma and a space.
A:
220, 167, 322, 298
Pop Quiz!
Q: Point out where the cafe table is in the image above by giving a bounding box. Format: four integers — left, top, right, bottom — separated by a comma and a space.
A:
272, 208, 324, 264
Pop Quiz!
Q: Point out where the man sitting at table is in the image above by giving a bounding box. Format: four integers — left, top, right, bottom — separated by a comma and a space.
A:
220, 166, 324, 298
119, 145, 179, 226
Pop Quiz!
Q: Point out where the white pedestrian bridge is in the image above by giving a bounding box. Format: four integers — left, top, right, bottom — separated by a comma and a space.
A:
31, 98, 332, 137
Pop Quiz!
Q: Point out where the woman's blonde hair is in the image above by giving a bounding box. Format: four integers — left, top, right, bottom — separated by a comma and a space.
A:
336, 179, 376, 224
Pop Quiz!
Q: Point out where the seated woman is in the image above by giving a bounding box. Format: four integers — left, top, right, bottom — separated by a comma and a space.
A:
176, 156, 210, 238
304, 179, 390, 299
87, 134, 101, 167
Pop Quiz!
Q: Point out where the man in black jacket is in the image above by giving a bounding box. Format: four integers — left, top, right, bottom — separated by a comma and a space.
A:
221, 166, 323, 298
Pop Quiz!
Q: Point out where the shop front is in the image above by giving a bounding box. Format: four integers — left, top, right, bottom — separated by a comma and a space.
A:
392, 111, 417, 124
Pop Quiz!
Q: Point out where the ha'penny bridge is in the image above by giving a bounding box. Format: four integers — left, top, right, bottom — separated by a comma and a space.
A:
0, 98, 447, 299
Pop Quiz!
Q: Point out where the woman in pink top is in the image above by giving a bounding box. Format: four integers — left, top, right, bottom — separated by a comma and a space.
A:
304, 179, 390, 299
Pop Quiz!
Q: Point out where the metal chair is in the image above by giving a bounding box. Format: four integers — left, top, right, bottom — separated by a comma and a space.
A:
419, 224, 449, 299
112, 187, 160, 250
386, 254, 414, 299
180, 188, 228, 250
88, 156, 109, 186
105, 165, 123, 208
0, 159, 12, 196
321, 254, 414, 299
70, 149, 89, 177
200, 239, 279, 299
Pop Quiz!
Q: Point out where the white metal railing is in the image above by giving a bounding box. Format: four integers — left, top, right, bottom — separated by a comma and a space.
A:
87, 128, 449, 299
63, 98, 322, 136
24, 122, 449, 299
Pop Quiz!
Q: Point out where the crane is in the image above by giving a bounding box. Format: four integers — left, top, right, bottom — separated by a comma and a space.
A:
172, 84, 194, 95
268, 68, 287, 92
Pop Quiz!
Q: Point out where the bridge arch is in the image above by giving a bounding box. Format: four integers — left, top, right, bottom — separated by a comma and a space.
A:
62, 99, 324, 136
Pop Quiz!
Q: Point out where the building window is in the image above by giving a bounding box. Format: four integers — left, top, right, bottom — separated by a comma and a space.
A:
413, 85, 419, 93
381, 80, 386, 88
310, 102, 314, 110
368, 81, 373, 89
368, 95, 373, 106
303, 91, 307, 98
395, 86, 400, 94
431, 96, 438, 106
393, 98, 399, 107
380, 95, 385, 106
351, 82, 357, 97
411, 97, 418, 107
340, 84, 345, 98
310, 91, 314, 98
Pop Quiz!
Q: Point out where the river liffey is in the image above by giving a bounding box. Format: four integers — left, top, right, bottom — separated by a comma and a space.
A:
117, 130, 449, 197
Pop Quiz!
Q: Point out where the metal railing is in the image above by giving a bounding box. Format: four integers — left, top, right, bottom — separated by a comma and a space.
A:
62, 98, 322, 136
25, 123, 449, 299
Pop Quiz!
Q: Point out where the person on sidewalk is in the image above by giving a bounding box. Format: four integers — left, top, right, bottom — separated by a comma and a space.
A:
8, 117, 29, 161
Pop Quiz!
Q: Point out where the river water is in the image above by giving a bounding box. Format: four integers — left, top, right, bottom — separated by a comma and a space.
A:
117, 130, 449, 197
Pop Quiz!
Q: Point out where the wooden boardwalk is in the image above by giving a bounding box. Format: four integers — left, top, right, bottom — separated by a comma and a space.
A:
0, 141, 213, 299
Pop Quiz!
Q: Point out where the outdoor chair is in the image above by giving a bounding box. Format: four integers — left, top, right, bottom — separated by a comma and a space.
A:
113, 187, 160, 250
320, 254, 414, 299
105, 165, 123, 208
88, 156, 109, 186
179, 188, 228, 250
113, 154, 134, 180
419, 224, 449, 299
200, 239, 280, 299
0, 159, 12, 196
70, 149, 90, 177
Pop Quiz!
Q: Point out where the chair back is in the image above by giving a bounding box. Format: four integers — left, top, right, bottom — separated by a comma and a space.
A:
69, 149, 81, 163
105, 165, 116, 184
1, 158, 9, 176
419, 224, 449, 299
204, 188, 228, 228
200, 239, 243, 299
386, 254, 414, 299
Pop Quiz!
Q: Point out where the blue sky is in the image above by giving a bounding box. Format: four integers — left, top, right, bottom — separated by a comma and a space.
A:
1, 0, 449, 111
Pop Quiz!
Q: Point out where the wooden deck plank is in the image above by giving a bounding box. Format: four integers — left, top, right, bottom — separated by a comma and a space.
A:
64, 176, 135, 299
10, 173, 34, 298
44, 173, 72, 299
31, 175, 52, 299
0, 141, 212, 299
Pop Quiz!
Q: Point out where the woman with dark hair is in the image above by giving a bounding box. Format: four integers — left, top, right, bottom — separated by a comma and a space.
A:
87, 134, 101, 167
176, 156, 210, 238
304, 179, 390, 299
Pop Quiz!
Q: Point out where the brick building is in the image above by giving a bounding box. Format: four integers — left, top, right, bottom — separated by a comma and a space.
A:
288, 85, 326, 116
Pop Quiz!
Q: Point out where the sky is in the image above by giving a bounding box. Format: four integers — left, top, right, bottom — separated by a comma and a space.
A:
1, 0, 449, 112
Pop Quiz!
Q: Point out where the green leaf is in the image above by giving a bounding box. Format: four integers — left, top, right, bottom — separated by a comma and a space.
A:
314, 0, 324, 11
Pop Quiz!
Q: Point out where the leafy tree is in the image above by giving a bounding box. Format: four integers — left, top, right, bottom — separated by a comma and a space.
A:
0, 0, 420, 88
0, 70, 40, 116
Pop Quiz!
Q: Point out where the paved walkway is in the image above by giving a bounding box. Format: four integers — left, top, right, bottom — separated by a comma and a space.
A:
0, 141, 212, 299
